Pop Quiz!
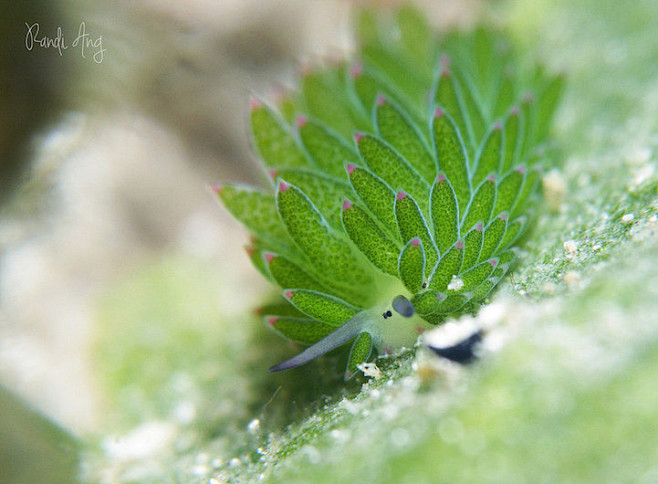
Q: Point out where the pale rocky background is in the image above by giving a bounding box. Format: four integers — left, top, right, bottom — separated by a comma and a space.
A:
1, 0, 354, 432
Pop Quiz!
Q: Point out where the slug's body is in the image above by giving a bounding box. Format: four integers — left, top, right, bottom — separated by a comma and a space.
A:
215, 5, 562, 379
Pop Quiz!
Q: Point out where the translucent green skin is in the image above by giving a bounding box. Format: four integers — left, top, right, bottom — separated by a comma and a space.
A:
216, 6, 562, 379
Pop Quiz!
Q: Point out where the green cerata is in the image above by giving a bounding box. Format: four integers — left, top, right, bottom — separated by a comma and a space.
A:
214, 4, 563, 380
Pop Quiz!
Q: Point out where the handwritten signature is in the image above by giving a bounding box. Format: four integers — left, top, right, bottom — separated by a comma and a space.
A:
25, 22, 106, 64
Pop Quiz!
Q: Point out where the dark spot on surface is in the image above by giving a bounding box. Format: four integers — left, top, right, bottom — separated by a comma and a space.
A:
428, 330, 483, 364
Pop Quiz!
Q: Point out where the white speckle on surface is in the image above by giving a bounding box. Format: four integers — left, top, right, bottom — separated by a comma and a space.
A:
389, 427, 411, 449
413, 355, 462, 384
173, 401, 197, 424
542, 168, 567, 210
563, 271, 581, 288
576, 173, 591, 187
340, 398, 359, 415
357, 362, 382, 380
625, 146, 652, 165
622, 213, 635, 224
228, 457, 241, 468
103, 421, 177, 461
447, 275, 464, 291
423, 318, 480, 349
330, 429, 349, 444
302, 445, 321, 465
477, 302, 508, 331
542, 282, 556, 294
632, 165, 654, 186
192, 464, 209, 476
247, 418, 261, 434
563, 240, 578, 256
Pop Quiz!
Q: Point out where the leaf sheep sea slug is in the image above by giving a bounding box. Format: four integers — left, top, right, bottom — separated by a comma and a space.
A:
213, 5, 563, 380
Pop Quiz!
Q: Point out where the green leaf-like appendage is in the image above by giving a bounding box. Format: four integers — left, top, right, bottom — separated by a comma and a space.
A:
458, 259, 499, 293
215, 5, 563, 379
375, 96, 435, 183
473, 124, 503, 187
461, 222, 484, 270
276, 181, 372, 291
284, 289, 358, 326
356, 134, 430, 209
346, 332, 373, 379
430, 173, 460, 253
273, 168, 351, 229
394, 191, 438, 268
341, 200, 400, 276
462, 175, 497, 230
264, 252, 326, 293
398, 237, 426, 293
429, 239, 464, 291
494, 166, 525, 215
479, 214, 508, 262
266, 316, 335, 345
250, 102, 310, 169
347, 164, 398, 239
412, 290, 445, 316
432, 110, 470, 213
298, 117, 358, 179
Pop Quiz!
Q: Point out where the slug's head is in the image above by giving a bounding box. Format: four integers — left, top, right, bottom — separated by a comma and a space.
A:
269, 294, 422, 379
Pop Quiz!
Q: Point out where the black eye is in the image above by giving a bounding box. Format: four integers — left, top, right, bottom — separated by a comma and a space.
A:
386, 310, 392, 317
392, 295, 415, 318
421, 282, 427, 288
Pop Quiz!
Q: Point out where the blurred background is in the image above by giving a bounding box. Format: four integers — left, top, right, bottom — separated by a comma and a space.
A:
0, 0, 477, 476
